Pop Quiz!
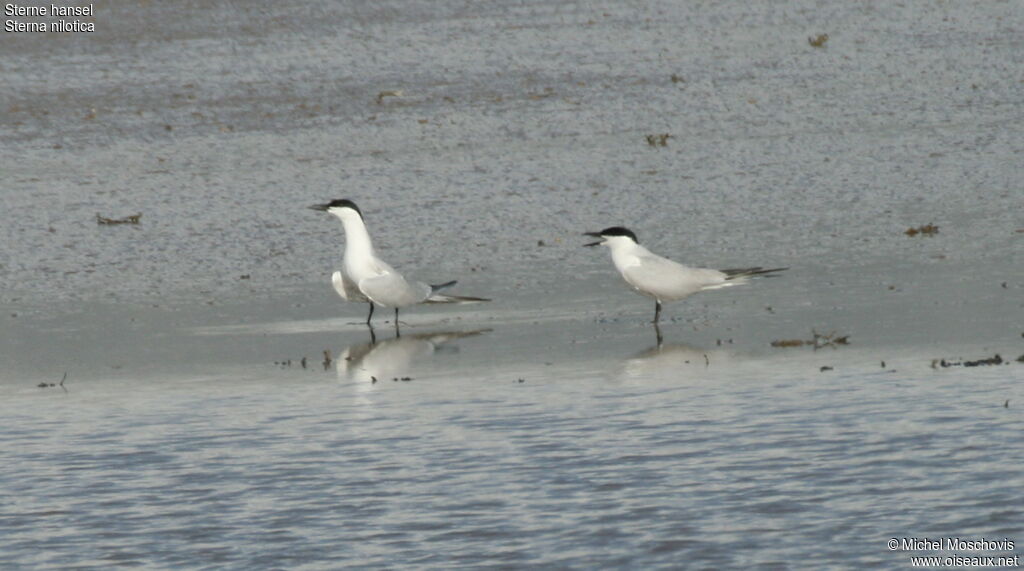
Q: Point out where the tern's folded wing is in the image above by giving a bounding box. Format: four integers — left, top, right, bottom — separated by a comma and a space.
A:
358, 272, 431, 307
624, 255, 729, 300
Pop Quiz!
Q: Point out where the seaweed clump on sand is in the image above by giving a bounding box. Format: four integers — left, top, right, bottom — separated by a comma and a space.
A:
645, 133, 671, 147
97, 213, 142, 225
376, 90, 402, 105
905, 223, 939, 237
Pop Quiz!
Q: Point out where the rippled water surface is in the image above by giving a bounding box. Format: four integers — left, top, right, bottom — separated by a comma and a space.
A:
5, 346, 1022, 569
3, 301, 1022, 569
2, 0, 1023, 568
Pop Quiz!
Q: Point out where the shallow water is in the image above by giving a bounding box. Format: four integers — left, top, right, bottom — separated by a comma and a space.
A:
3, 289, 1022, 568
2, 0, 1023, 568
1, 339, 1021, 569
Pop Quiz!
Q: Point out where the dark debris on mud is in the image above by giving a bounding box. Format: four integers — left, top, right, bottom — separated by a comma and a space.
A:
96, 213, 142, 225
808, 33, 829, 47
771, 330, 850, 349
645, 133, 671, 147
931, 354, 1014, 368
36, 372, 68, 392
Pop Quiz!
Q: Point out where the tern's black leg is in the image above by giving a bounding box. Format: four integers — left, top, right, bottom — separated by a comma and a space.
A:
394, 308, 401, 337
366, 302, 375, 325
653, 323, 663, 347
367, 323, 377, 345
653, 300, 662, 324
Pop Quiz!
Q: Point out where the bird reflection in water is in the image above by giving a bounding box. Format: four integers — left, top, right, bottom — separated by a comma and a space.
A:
617, 326, 735, 384
337, 327, 491, 384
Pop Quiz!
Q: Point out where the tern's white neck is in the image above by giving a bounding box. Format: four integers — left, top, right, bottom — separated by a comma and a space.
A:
331, 209, 376, 260
604, 236, 645, 269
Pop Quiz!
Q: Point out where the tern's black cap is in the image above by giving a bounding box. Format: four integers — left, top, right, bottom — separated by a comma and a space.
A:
597, 226, 638, 243
310, 199, 362, 217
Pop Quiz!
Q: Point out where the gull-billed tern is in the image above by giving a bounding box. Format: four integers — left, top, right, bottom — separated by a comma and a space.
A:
311, 199, 489, 328
585, 226, 786, 324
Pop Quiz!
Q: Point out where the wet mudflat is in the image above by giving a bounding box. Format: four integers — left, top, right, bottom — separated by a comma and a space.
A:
2, 0, 1022, 568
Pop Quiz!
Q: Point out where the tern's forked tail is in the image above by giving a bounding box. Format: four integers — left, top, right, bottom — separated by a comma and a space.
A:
426, 280, 490, 304
721, 267, 789, 281
426, 293, 491, 304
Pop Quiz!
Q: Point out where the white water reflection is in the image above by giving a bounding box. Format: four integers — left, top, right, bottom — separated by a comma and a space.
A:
610, 325, 735, 383
619, 343, 727, 381
337, 327, 492, 385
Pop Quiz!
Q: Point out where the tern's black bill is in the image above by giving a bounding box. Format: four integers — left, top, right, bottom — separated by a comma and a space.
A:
583, 231, 604, 247
309, 203, 330, 211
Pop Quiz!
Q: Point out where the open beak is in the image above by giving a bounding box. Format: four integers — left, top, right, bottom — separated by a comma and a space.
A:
308, 203, 329, 211
583, 231, 604, 247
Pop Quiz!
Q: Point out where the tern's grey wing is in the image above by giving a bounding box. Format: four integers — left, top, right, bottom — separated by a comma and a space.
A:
332, 270, 369, 302
624, 254, 729, 301
358, 272, 431, 308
